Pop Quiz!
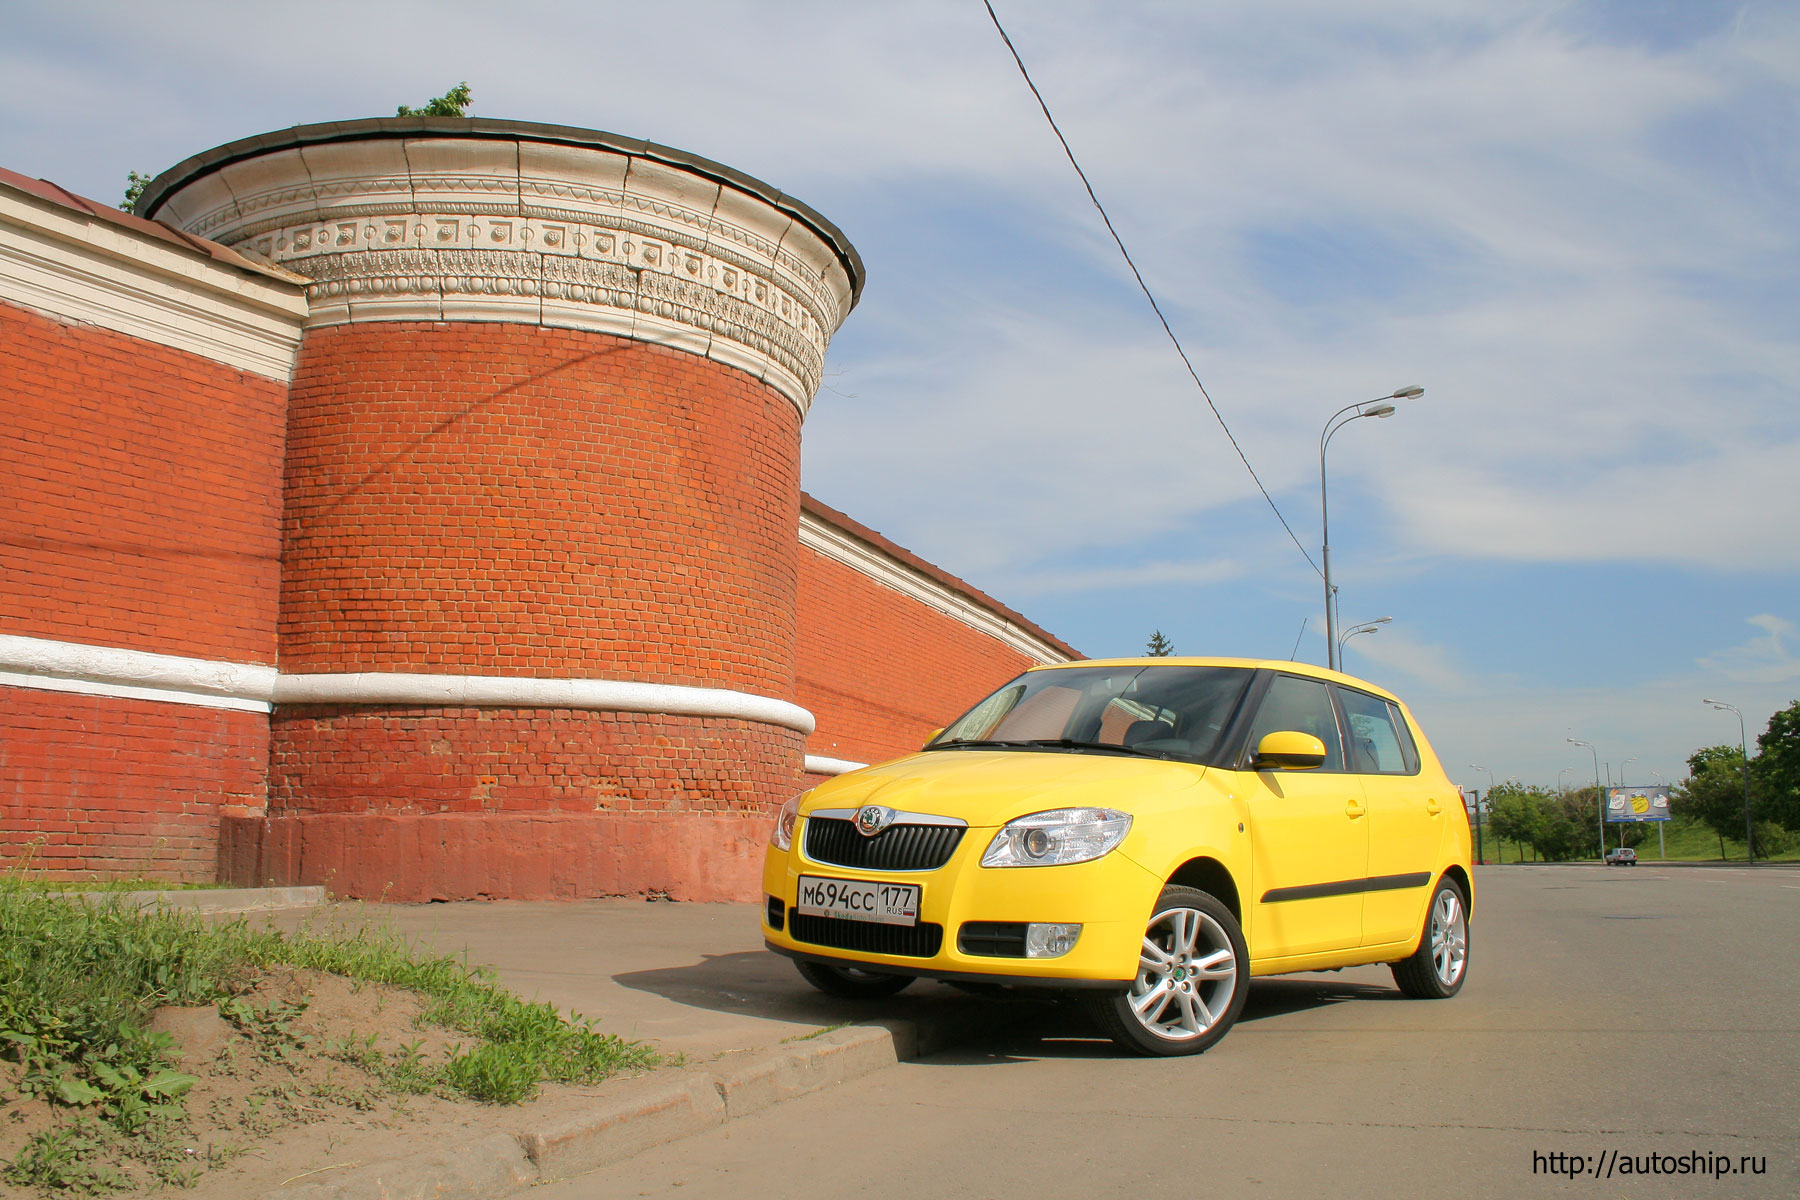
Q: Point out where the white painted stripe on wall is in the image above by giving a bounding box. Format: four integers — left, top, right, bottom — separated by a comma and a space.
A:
0, 635, 818, 733
0, 634, 278, 711
0, 186, 307, 382
274, 673, 817, 734
798, 513, 1073, 666
803, 754, 869, 776
0, 670, 273, 713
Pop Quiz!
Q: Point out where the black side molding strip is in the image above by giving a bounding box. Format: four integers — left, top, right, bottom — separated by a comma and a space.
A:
1262, 871, 1432, 904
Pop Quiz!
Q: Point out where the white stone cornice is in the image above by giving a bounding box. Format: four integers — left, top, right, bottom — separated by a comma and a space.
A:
274, 673, 816, 734
0, 634, 817, 733
145, 125, 859, 414
0, 634, 278, 713
798, 513, 1074, 666
0, 185, 307, 382
804, 754, 869, 777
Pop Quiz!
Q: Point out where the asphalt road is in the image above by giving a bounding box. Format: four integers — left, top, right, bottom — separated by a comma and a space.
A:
534, 866, 1799, 1199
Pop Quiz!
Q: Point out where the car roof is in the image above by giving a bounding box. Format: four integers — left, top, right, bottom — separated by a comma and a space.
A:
1025, 657, 1404, 704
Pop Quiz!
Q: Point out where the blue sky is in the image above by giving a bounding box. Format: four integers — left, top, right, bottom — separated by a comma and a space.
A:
3, 0, 1796, 792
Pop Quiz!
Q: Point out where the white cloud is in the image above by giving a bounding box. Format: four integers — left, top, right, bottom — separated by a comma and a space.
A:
1697, 614, 1800, 684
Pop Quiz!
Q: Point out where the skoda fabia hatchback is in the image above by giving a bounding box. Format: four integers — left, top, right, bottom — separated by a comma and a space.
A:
762, 658, 1472, 1055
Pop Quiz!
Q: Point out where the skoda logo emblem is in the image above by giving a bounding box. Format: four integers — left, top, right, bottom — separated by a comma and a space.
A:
854, 805, 896, 837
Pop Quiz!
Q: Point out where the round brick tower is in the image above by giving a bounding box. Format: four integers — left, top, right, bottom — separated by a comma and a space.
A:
141, 118, 862, 901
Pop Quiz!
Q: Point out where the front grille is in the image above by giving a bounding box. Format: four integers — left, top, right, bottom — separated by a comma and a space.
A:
805, 818, 965, 871
958, 921, 1028, 957
788, 913, 944, 958
765, 895, 785, 931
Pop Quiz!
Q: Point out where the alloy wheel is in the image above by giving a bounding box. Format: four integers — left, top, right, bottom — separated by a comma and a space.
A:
1128, 906, 1239, 1041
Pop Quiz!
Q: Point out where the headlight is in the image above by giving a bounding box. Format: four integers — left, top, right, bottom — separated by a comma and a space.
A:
771, 791, 805, 851
981, 808, 1132, 868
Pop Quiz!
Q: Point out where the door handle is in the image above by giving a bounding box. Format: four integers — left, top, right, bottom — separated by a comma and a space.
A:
1426, 797, 1442, 816
1346, 800, 1366, 818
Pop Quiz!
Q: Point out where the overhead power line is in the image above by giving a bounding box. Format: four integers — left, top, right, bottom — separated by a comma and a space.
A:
981, 0, 1323, 579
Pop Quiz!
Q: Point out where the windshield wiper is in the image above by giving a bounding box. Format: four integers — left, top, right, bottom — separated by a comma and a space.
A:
929, 739, 1042, 751
1024, 738, 1172, 759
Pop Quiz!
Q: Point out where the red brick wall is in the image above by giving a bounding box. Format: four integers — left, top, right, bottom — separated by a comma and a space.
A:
0, 301, 286, 665
0, 688, 267, 881
0, 301, 283, 879
795, 544, 1041, 769
268, 707, 798, 817
278, 323, 800, 692
254, 321, 807, 899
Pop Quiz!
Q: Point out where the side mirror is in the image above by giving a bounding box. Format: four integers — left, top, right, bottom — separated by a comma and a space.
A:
1254, 731, 1328, 770
923, 727, 945, 749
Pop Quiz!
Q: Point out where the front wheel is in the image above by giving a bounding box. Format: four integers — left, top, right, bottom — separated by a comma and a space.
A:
1083, 886, 1247, 1057
795, 960, 914, 998
1390, 877, 1469, 999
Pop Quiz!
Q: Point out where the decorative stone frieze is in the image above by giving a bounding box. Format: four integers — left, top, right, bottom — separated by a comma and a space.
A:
140, 119, 863, 414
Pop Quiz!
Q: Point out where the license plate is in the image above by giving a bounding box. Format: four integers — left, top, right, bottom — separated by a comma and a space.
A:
795, 875, 920, 926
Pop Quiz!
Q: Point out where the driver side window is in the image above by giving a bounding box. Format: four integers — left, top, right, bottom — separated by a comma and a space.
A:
1245, 675, 1345, 771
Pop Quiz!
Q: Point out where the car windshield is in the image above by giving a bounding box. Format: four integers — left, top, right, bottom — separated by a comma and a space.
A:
930, 665, 1254, 763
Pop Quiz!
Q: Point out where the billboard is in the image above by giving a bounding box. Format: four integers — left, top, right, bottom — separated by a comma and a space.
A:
1606, 785, 1672, 823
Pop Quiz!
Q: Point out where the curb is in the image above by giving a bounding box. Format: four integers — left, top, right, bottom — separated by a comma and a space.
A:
56, 885, 328, 913
268, 1013, 984, 1199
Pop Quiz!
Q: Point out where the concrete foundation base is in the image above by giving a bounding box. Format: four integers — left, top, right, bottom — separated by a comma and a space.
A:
219, 811, 770, 903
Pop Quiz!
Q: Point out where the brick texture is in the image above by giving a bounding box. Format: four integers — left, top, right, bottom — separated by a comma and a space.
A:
795, 544, 1041, 769
0, 686, 267, 880
0, 301, 285, 665
278, 323, 801, 692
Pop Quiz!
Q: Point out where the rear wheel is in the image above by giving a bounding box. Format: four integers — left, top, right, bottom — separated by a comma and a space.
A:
1084, 886, 1247, 1056
1390, 877, 1469, 999
795, 960, 914, 998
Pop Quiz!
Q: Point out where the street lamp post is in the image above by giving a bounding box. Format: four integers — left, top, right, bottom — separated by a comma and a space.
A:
1649, 769, 1667, 859
1556, 767, 1573, 790
1703, 699, 1755, 864
1568, 737, 1604, 860
1338, 616, 1393, 658
1467, 763, 1494, 865
1618, 756, 1637, 786
1321, 386, 1422, 671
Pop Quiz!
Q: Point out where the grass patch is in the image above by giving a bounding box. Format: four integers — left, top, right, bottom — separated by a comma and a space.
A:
12, 875, 233, 893
0, 875, 658, 1192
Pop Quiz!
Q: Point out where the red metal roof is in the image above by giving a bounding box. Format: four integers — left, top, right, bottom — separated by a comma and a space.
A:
800, 492, 1081, 661
0, 167, 292, 280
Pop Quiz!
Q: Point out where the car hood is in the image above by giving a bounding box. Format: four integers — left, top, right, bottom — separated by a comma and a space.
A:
804, 749, 1208, 827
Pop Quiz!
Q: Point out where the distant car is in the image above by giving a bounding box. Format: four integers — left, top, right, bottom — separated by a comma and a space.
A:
1605, 847, 1637, 866
762, 657, 1473, 1056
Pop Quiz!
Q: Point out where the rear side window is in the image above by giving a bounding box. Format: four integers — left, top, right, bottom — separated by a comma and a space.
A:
1337, 688, 1410, 774
1388, 701, 1422, 773
1244, 675, 1345, 771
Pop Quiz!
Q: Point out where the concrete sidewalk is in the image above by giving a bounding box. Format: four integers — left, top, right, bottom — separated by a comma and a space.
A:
272, 897, 987, 1061
254, 897, 1000, 1200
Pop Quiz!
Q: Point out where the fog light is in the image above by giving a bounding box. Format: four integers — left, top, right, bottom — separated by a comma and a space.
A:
1024, 923, 1082, 958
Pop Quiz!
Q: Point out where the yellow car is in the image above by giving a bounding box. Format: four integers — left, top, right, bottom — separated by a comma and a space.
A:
763, 657, 1472, 1055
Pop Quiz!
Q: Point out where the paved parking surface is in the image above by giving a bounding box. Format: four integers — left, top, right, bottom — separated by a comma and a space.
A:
530, 866, 1800, 1199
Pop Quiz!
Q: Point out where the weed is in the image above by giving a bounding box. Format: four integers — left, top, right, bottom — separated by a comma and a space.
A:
0, 874, 659, 1193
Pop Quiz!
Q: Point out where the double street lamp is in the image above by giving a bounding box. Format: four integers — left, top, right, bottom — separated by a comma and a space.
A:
1567, 737, 1605, 860
1702, 698, 1756, 864
1338, 616, 1393, 658
1321, 386, 1423, 670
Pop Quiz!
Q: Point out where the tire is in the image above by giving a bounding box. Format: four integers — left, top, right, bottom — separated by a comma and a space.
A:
1083, 886, 1247, 1057
795, 959, 914, 998
1390, 876, 1469, 999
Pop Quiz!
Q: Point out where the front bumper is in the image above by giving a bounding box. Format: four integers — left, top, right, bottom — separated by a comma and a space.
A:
760, 825, 1160, 985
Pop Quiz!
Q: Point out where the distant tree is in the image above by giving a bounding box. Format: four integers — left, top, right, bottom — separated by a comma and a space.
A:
397, 82, 473, 118
1145, 630, 1175, 657
1485, 782, 1607, 861
120, 170, 151, 212
1672, 744, 1760, 856
1755, 699, 1800, 831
